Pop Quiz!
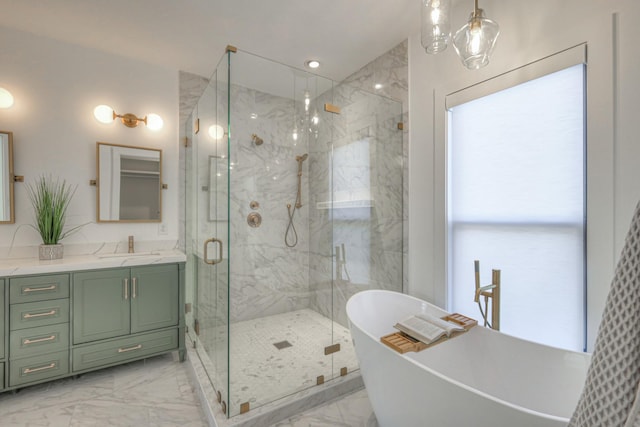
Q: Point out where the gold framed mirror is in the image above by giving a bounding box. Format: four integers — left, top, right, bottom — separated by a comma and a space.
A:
0, 130, 15, 224
96, 142, 162, 222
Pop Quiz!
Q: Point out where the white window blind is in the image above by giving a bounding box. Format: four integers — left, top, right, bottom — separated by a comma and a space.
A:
447, 62, 586, 351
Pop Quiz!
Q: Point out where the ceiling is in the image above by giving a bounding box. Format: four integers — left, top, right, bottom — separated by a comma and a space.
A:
0, 0, 419, 82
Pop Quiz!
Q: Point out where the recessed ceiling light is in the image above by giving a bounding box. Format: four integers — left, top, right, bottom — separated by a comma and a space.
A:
374, 83, 383, 90
305, 60, 320, 69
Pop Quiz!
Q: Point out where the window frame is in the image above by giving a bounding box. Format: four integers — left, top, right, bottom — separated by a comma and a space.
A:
438, 45, 588, 350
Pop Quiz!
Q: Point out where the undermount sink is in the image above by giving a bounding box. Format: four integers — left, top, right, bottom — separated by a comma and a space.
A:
96, 252, 160, 258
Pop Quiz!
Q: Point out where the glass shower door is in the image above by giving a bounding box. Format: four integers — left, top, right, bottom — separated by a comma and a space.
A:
192, 54, 231, 415
225, 50, 337, 417
328, 82, 404, 381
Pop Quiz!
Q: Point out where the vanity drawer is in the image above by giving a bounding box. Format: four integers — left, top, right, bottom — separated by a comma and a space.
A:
72, 329, 178, 372
10, 299, 69, 330
10, 274, 69, 304
10, 323, 69, 359
9, 351, 69, 387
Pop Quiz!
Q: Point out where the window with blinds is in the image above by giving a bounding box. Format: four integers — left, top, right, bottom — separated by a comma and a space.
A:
447, 60, 586, 351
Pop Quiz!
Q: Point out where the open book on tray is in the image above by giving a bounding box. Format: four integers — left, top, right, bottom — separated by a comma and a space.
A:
394, 313, 477, 346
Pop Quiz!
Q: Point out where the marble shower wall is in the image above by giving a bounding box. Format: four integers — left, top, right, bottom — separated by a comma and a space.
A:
309, 40, 408, 327
343, 40, 409, 294
226, 83, 312, 322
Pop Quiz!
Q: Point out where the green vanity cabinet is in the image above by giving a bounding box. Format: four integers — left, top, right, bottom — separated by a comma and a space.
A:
72, 263, 181, 372
0, 260, 184, 393
1, 279, 5, 360
1, 279, 5, 391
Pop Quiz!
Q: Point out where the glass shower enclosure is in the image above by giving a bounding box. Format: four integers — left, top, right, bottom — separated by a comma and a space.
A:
185, 47, 403, 418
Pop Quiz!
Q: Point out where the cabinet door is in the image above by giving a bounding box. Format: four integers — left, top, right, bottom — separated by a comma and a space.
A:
130, 264, 179, 334
73, 269, 131, 344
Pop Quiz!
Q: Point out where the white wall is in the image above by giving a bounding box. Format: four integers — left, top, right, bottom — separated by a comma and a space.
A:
0, 26, 179, 249
408, 0, 640, 351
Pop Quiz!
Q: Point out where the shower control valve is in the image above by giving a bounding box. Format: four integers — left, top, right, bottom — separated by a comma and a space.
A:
247, 212, 262, 228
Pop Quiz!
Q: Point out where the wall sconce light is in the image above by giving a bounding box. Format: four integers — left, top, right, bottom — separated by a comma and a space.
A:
93, 104, 163, 131
421, 0, 499, 70
0, 87, 15, 109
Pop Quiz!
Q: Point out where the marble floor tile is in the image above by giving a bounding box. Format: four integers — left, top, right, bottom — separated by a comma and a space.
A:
271, 389, 378, 427
0, 353, 208, 427
1, 345, 373, 427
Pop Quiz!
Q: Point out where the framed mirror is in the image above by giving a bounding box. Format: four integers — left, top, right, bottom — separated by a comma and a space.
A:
96, 142, 162, 222
0, 130, 15, 224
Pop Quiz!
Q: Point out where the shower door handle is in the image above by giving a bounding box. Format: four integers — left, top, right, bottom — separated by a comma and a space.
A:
204, 238, 223, 265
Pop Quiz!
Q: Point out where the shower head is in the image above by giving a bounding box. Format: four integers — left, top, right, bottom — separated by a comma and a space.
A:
296, 153, 308, 162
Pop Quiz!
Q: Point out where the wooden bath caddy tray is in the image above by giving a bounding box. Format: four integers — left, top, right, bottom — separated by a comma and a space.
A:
381, 313, 477, 354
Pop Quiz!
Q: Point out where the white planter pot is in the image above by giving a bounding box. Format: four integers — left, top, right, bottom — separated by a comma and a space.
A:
39, 244, 64, 260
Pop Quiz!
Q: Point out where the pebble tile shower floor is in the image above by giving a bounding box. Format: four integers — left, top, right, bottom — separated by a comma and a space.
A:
199, 308, 359, 415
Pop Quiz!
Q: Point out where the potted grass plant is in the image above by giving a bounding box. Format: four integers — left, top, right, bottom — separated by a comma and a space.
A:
27, 175, 79, 260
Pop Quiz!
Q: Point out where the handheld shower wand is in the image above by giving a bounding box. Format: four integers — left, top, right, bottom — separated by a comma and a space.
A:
294, 154, 308, 208
285, 154, 308, 247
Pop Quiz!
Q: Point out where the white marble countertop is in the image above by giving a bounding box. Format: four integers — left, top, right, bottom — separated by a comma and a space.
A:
0, 249, 186, 277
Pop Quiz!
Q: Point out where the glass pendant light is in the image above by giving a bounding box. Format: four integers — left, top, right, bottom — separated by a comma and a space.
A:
452, 0, 500, 70
421, 0, 451, 54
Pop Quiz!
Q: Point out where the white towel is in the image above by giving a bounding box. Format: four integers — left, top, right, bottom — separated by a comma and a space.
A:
624, 382, 640, 427
570, 201, 640, 426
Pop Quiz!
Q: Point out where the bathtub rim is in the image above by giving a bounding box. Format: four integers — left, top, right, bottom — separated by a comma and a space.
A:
346, 289, 584, 424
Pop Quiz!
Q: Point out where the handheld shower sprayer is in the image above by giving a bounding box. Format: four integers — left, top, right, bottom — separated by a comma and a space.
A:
294, 154, 308, 207
285, 153, 309, 247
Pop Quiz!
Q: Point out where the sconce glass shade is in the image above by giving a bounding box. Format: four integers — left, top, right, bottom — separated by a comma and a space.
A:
453, 8, 500, 70
94, 104, 115, 124
0, 88, 14, 109
146, 113, 163, 131
421, 0, 451, 54
208, 124, 225, 140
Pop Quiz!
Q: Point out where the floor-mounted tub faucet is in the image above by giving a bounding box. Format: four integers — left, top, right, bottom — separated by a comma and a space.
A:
474, 260, 500, 330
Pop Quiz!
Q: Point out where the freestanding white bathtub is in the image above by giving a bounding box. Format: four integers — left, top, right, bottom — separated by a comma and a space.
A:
346, 290, 591, 427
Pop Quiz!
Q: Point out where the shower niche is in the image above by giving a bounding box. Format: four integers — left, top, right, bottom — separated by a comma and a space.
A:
184, 47, 403, 419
